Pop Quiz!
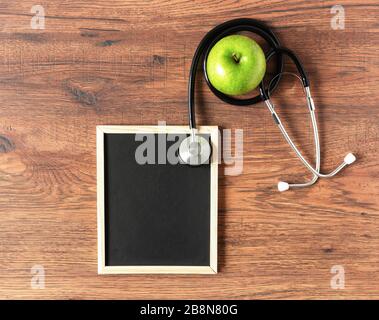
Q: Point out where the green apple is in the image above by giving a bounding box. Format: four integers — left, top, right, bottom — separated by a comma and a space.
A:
206, 35, 266, 96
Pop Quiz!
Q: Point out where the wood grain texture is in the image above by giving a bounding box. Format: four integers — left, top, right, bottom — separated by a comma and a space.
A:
0, 0, 378, 299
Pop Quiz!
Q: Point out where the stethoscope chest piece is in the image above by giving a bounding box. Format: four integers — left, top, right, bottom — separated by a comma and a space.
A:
179, 133, 212, 166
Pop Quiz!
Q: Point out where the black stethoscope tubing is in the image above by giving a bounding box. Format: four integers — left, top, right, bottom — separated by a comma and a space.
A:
188, 18, 284, 130
259, 46, 309, 101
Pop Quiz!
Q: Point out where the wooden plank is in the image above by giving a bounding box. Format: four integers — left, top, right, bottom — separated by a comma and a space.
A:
0, 0, 378, 299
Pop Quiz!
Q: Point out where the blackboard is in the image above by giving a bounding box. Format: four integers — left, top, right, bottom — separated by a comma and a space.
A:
97, 126, 218, 274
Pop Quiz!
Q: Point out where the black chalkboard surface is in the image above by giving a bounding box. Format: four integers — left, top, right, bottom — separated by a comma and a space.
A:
97, 126, 218, 274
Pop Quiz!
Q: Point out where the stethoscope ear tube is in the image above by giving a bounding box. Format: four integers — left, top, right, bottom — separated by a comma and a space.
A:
259, 46, 356, 191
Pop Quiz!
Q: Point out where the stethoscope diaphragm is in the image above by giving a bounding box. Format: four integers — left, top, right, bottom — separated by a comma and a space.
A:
179, 133, 212, 166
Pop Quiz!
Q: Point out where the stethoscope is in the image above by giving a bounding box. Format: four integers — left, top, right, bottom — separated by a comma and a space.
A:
178, 18, 356, 191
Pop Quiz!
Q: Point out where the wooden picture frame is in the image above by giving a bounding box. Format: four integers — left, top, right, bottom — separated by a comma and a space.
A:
97, 125, 218, 274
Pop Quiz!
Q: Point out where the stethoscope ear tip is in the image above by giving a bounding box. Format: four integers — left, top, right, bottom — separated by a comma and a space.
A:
344, 153, 356, 165
278, 181, 290, 192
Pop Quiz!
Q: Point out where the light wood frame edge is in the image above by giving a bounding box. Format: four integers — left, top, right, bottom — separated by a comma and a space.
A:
96, 126, 106, 274
96, 125, 218, 275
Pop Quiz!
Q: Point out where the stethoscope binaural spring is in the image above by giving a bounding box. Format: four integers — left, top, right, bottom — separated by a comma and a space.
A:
178, 18, 356, 191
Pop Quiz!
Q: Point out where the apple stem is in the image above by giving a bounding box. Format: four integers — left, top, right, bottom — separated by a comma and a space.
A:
232, 53, 240, 63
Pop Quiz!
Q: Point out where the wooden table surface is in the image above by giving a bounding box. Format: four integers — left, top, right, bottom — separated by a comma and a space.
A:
0, 0, 378, 299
